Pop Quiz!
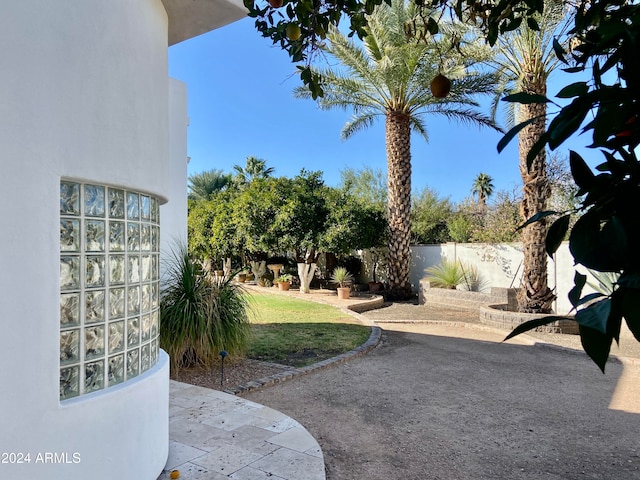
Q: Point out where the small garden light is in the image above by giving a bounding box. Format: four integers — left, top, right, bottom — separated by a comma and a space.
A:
219, 350, 228, 388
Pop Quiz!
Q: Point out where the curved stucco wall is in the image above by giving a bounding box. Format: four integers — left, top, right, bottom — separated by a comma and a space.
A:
0, 1, 170, 478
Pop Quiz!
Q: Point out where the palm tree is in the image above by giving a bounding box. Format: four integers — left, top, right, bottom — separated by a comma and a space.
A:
489, 0, 568, 313
188, 169, 231, 201
233, 156, 275, 188
471, 173, 494, 208
295, 0, 499, 297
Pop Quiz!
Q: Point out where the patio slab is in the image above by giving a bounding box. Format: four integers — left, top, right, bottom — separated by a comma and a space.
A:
156, 380, 326, 480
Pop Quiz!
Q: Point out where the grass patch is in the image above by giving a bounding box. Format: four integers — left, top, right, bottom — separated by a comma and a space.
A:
246, 292, 371, 367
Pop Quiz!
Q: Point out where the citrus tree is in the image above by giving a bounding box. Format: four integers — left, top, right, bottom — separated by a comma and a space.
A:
187, 191, 240, 273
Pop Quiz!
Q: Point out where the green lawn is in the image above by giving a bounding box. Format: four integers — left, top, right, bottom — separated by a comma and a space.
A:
246, 292, 371, 367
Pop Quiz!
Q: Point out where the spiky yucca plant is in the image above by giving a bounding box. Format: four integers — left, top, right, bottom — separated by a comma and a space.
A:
331, 267, 354, 288
424, 259, 465, 289
160, 244, 252, 372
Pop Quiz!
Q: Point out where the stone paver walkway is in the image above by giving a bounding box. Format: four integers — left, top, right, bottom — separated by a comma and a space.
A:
156, 381, 325, 480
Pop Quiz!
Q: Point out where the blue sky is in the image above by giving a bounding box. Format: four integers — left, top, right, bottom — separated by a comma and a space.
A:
168, 16, 597, 204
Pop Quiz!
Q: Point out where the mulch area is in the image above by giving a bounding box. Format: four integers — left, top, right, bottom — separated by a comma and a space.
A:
171, 357, 293, 392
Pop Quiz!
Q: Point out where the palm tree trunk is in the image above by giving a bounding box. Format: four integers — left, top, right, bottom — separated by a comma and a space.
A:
518, 77, 555, 313
386, 110, 413, 298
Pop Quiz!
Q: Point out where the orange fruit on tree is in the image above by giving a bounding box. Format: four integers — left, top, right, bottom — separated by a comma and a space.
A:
268, 0, 283, 8
430, 73, 451, 98
286, 23, 301, 41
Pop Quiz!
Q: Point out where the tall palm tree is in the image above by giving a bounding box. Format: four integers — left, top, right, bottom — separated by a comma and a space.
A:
188, 169, 231, 201
295, 0, 499, 297
471, 172, 494, 208
490, 0, 568, 313
233, 156, 275, 188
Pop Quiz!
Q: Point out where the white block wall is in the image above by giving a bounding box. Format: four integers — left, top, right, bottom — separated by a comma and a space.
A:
411, 242, 589, 314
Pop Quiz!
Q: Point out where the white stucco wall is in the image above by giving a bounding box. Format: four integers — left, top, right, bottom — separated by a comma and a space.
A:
161, 79, 189, 262
411, 242, 588, 314
0, 1, 171, 479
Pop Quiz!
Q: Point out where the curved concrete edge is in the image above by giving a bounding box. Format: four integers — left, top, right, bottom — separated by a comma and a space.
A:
160, 380, 325, 480
223, 285, 384, 396
225, 325, 382, 396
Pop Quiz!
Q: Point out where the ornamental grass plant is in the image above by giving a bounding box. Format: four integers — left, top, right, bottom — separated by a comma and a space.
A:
425, 259, 484, 291
424, 259, 465, 289
160, 244, 252, 372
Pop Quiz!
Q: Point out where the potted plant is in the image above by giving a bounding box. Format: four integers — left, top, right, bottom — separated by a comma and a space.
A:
276, 274, 292, 291
331, 267, 354, 299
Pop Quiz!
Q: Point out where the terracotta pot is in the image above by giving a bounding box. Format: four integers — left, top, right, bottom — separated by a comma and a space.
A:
337, 287, 351, 299
278, 281, 291, 291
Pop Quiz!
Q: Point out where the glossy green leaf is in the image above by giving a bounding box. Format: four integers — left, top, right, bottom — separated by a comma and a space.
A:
516, 210, 558, 231
618, 273, 640, 289
545, 214, 571, 255
576, 292, 606, 307
576, 299, 611, 333
600, 217, 627, 267
569, 212, 599, 267
503, 316, 568, 341
498, 118, 535, 153
556, 82, 588, 98
502, 92, 550, 104
547, 101, 590, 149
552, 37, 567, 64
568, 272, 587, 308
497, 116, 540, 153
579, 324, 612, 373
569, 150, 595, 190
526, 17, 539, 31
525, 132, 551, 169
623, 290, 640, 341
501, 16, 523, 32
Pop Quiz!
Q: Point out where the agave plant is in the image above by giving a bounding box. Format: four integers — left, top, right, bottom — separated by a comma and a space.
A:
331, 267, 354, 288
160, 244, 252, 372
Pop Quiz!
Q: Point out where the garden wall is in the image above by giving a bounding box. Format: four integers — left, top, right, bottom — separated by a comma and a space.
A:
418, 283, 518, 312
410, 242, 593, 315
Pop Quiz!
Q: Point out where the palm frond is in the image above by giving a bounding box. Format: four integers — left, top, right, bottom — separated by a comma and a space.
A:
341, 113, 380, 140
421, 107, 503, 132
409, 116, 429, 143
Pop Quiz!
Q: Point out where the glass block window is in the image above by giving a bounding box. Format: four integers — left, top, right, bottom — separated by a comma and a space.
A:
59, 181, 160, 401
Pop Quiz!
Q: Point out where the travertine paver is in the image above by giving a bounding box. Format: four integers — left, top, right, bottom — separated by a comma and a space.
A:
157, 381, 326, 480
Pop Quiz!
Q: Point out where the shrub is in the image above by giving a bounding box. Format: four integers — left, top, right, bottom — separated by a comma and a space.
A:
160, 244, 252, 372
